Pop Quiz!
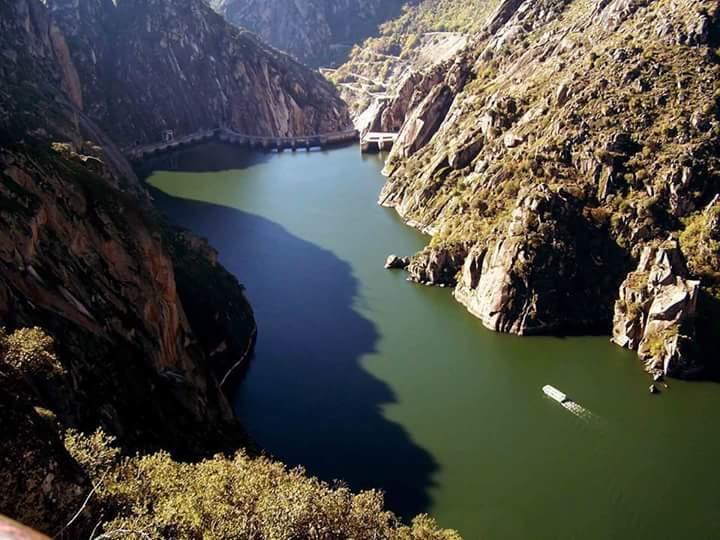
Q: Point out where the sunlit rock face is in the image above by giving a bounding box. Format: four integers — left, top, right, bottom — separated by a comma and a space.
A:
612, 243, 701, 378
372, 0, 720, 376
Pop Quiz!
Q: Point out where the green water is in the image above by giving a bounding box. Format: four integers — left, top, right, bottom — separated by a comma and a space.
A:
148, 144, 720, 540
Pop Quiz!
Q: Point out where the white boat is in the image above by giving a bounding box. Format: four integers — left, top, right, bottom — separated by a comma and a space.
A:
542, 385, 567, 403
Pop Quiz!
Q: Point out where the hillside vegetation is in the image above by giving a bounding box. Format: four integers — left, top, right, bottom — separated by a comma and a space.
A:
364, 0, 720, 378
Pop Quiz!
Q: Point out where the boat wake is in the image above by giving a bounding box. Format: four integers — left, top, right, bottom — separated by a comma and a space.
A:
542, 385, 605, 427
561, 400, 605, 427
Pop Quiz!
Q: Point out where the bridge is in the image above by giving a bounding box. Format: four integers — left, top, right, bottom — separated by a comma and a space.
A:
125, 127, 359, 162
361, 132, 398, 153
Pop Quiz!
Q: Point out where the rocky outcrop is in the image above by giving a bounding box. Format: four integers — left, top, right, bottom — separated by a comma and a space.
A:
454, 186, 624, 334
367, 68, 446, 135
211, 0, 405, 67
612, 242, 701, 378
389, 84, 455, 160
406, 244, 468, 286
385, 254, 410, 269
382, 56, 473, 168
48, 0, 351, 146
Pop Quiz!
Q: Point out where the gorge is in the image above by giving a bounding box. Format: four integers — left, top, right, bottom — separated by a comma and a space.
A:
1, 0, 719, 538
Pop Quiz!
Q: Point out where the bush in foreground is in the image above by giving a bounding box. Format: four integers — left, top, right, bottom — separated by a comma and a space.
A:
66, 432, 461, 539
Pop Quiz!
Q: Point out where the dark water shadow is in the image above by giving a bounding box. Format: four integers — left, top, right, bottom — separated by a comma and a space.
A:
151, 187, 438, 520
137, 142, 273, 174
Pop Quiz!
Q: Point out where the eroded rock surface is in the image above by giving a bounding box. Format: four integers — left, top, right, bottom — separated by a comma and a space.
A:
613, 242, 701, 377
406, 244, 468, 286
455, 186, 624, 334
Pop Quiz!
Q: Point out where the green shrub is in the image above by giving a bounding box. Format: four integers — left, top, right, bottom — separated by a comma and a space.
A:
0, 327, 64, 378
65, 432, 461, 540
64, 429, 120, 478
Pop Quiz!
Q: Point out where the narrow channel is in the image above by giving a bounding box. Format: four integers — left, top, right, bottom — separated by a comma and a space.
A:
148, 143, 720, 540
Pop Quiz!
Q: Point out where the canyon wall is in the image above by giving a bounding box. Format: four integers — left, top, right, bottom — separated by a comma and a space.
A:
48, 0, 351, 146
372, 0, 720, 378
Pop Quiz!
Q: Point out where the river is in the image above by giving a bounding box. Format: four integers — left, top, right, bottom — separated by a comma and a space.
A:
147, 143, 720, 540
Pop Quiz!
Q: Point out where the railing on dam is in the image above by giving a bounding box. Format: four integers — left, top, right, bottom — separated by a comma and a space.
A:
125, 127, 359, 161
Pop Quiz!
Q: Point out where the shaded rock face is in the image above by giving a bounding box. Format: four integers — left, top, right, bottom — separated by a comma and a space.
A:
0, 0, 140, 193
0, 148, 253, 455
163, 228, 257, 387
48, 0, 351, 146
211, 0, 405, 67
455, 186, 625, 335
612, 243, 701, 378
0, 0, 84, 146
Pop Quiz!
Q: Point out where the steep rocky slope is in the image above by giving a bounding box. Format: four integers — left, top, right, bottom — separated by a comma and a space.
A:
47, 0, 351, 146
211, 0, 407, 67
374, 0, 720, 378
1, 0, 256, 449
0, 0, 253, 532
327, 0, 494, 122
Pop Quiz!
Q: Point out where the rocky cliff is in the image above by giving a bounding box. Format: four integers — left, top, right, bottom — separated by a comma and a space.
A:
374, 0, 720, 378
0, 0, 256, 532
47, 0, 351, 146
612, 241, 701, 377
211, 0, 406, 67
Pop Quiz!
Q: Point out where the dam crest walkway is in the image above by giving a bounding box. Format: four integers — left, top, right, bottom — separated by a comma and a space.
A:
125, 127, 359, 161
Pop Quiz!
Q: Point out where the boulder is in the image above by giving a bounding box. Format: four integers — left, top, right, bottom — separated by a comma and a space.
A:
503, 133, 524, 148
384, 254, 410, 270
